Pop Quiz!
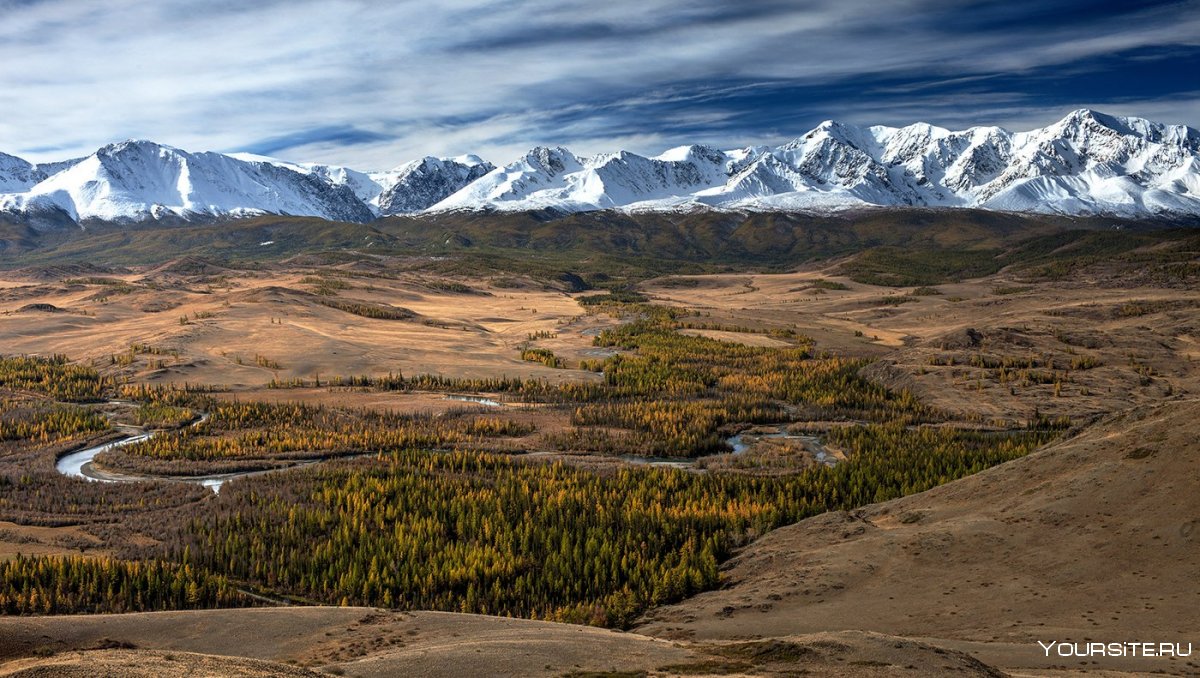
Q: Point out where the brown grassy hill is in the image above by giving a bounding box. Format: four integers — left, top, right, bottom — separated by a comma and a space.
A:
0, 608, 696, 677
0, 608, 1007, 677
637, 398, 1200, 676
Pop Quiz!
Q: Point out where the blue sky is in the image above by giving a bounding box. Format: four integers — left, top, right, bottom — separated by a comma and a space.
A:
0, 0, 1197, 169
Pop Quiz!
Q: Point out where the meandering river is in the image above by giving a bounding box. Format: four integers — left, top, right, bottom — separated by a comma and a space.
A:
55, 394, 513, 493
54, 411, 271, 493
56, 399, 836, 489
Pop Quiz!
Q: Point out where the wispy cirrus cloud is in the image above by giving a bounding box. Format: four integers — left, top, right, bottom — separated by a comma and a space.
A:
0, 0, 1196, 169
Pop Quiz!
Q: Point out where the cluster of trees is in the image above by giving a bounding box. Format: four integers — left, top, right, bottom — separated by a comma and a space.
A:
927, 353, 1082, 390
162, 422, 1056, 627
819, 424, 1058, 505
675, 321, 800, 339
269, 371, 625, 405
252, 355, 282, 370
569, 397, 786, 457
520, 348, 564, 368
0, 400, 108, 444
110, 343, 180, 368
118, 383, 216, 406
316, 297, 414, 320
301, 275, 353, 296
540, 426, 635, 454
931, 351, 1102, 373
173, 452, 743, 626
422, 280, 483, 295
0, 467, 206, 527
804, 279, 851, 291
1070, 355, 1103, 370
0, 555, 246, 614
592, 315, 921, 413
131, 402, 195, 429
100, 400, 534, 475
543, 312, 929, 456
576, 291, 649, 306
0, 355, 110, 402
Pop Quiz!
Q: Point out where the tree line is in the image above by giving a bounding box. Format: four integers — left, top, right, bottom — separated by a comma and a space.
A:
0, 355, 111, 402
0, 554, 246, 615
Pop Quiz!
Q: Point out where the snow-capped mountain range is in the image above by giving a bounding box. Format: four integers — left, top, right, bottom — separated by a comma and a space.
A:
2, 110, 1197, 226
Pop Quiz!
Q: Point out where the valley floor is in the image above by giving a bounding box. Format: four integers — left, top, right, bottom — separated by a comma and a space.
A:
0, 252, 1197, 677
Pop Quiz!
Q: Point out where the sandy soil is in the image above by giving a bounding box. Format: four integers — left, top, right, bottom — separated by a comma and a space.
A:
0, 267, 613, 388
0, 521, 106, 561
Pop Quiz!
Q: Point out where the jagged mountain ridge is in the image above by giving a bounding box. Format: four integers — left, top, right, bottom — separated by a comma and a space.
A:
0, 141, 374, 226
376, 155, 494, 214
1, 110, 1197, 226
432, 110, 1199, 215
0, 153, 46, 193
225, 153, 491, 216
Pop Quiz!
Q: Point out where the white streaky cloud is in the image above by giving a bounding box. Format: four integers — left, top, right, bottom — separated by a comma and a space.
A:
0, 1, 1197, 167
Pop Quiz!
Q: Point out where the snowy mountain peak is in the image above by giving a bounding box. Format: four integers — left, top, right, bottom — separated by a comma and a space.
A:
376, 155, 496, 214
98, 138, 176, 155
523, 146, 579, 175
0, 152, 45, 193
430, 142, 737, 213
2, 110, 1198, 224
1042, 109, 1194, 148
1060, 107, 1108, 124
1, 140, 374, 225
450, 154, 489, 167
794, 120, 875, 147
655, 144, 727, 165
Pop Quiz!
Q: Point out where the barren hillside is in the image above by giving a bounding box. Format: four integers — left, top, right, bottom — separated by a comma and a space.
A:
638, 398, 1200, 675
